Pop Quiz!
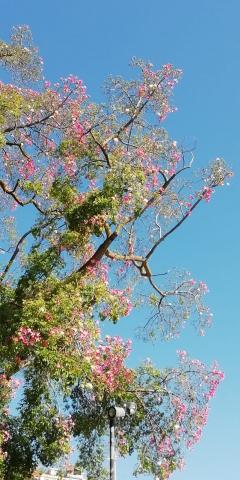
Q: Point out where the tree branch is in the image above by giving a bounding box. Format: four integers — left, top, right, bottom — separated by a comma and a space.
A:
0, 179, 45, 214
3, 90, 73, 134
0, 228, 34, 281
77, 230, 119, 274
105, 249, 144, 263
90, 132, 111, 168
103, 78, 165, 147
146, 197, 202, 260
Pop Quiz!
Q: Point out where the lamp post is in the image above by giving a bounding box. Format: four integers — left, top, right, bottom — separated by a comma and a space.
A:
108, 403, 136, 480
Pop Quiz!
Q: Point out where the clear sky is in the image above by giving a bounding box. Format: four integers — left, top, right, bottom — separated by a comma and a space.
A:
1, 1, 240, 479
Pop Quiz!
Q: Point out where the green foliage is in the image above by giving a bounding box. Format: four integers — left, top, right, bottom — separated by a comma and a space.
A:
16, 247, 65, 295
0, 90, 24, 124
0, 132, 5, 148
0, 25, 42, 82
66, 190, 113, 235
75, 435, 108, 480
3, 418, 36, 480
23, 181, 43, 195
50, 178, 77, 206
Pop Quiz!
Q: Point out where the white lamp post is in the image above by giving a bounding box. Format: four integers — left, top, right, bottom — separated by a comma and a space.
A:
108, 403, 136, 480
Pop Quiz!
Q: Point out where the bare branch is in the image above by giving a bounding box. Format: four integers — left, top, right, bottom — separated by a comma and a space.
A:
90, 131, 111, 168
6, 140, 32, 160
103, 78, 165, 147
106, 249, 144, 263
0, 179, 45, 214
0, 228, 33, 281
146, 197, 202, 260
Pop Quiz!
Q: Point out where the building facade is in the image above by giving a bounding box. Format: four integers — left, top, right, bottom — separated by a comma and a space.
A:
39, 468, 86, 480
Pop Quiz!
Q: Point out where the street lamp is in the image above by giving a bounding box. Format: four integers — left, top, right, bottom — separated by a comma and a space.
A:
108, 403, 136, 480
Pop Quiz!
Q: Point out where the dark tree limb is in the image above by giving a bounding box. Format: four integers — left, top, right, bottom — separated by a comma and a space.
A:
0, 179, 45, 214
0, 228, 34, 281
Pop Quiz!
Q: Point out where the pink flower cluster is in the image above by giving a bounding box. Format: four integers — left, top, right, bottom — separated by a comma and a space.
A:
202, 186, 213, 203
171, 396, 187, 422
170, 351, 225, 455
205, 367, 224, 400
0, 373, 21, 406
16, 326, 41, 346
86, 260, 109, 284
63, 155, 77, 177
109, 288, 133, 316
73, 120, 84, 140
19, 158, 35, 179
186, 427, 202, 449
157, 436, 175, 457
90, 336, 133, 392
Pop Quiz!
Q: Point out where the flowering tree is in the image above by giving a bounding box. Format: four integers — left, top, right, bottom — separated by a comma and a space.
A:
0, 26, 231, 480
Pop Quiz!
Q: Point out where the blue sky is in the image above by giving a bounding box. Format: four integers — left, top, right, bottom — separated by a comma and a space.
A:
1, 1, 240, 479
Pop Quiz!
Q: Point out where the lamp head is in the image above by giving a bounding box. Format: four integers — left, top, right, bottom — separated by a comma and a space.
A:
108, 406, 117, 419
108, 406, 126, 419
126, 401, 137, 415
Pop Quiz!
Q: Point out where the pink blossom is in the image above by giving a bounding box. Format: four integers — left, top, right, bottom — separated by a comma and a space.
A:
16, 326, 41, 346
19, 158, 35, 179
202, 186, 213, 203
